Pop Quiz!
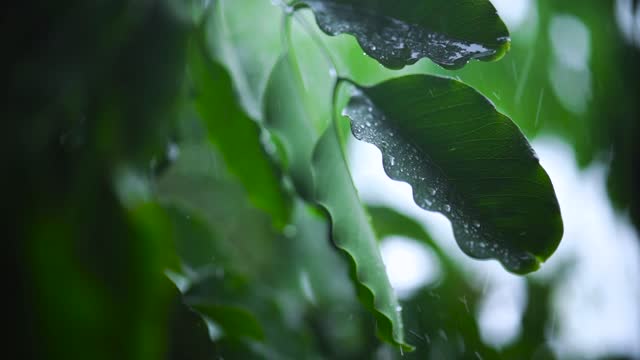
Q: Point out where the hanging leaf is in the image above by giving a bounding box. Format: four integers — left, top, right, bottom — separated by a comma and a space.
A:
343, 75, 563, 274
264, 55, 411, 350
313, 125, 412, 350
188, 26, 291, 228
301, 0, 510, 69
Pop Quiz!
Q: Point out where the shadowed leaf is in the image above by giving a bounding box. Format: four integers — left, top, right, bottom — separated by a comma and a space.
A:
188, 26, 291, 228
343, 75, 563, 274
264, 54, 411, 350
302, 0, 510, 69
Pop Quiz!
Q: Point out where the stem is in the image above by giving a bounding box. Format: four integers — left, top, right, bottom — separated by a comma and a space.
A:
291, 12, 339, 80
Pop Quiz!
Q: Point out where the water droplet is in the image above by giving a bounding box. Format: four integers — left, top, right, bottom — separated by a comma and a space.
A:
396, 305, 403, 312
443, 204, 451, 212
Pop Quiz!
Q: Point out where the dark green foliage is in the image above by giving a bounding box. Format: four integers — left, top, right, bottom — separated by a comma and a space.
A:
302, 0, 510, 69
16, 0, 639, 359
344, 75, 563, 273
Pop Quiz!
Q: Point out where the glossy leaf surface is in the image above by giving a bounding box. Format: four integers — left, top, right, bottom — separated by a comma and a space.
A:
302, 0, 510, 69
343, 75, 563, 274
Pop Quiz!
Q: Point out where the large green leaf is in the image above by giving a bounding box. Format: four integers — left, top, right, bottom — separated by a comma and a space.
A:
188, 26, 291, 228
264, 55, 410, 350
301, 0, 510, 69
343, 75, 563, 274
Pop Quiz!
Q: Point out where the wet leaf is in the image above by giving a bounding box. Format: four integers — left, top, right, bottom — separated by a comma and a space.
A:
264, 56, 319, 199
302, 0, 510, 69
343, 75, 563, 274
264, 55, 411, 350
313, 125, 412, 350
188, 26, 291, 228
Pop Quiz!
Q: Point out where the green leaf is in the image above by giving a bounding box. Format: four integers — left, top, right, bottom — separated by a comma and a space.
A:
343, 75, 563, 274
313, 125, 411, 350
301, 0, 510, 69
188, 27, 291, 228
183, 270, 267, 342
193, 304, 265, 341
366, 205, 451, 267
264, 55, 411, 350
166, 283, 218, 360
264, 56, 323, 200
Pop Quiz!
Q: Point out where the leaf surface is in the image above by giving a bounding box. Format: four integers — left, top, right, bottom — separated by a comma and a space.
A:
302, 0, 510, 69
264, 55, 411, 350
344, 75, 563, 274
188, 27, 291, 228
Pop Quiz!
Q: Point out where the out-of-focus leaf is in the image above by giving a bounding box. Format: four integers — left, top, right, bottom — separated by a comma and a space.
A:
156, 141, 281, 279
301, 0, 510, 69
264, 56, 320, 199
501, 280, 556, 360
166, 283, 218, 360
365, 206, 497, 358
343, 75, 563, 274
192, 304, 265, 341
188, 25, 291, 228
264, 54, 410, 350
27, 191, 176, 360
367, 206, 442, 256
156, 133, 328, 358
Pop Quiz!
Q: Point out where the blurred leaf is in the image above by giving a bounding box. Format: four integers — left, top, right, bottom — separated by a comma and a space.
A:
157, 141, 281, 279
399, 283, 498, 360
188, 25, 291, 228
367, 206, 440, 251
302, 0, 510, 69
366, 205, 457, 273
264, 53, 410, 350
264, 56, 320, 199
343, 75, 563, 274
365, 207, 496, 359
502, 280, 556, 360
192, 304, 265, 341
166, 283, 218, 360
